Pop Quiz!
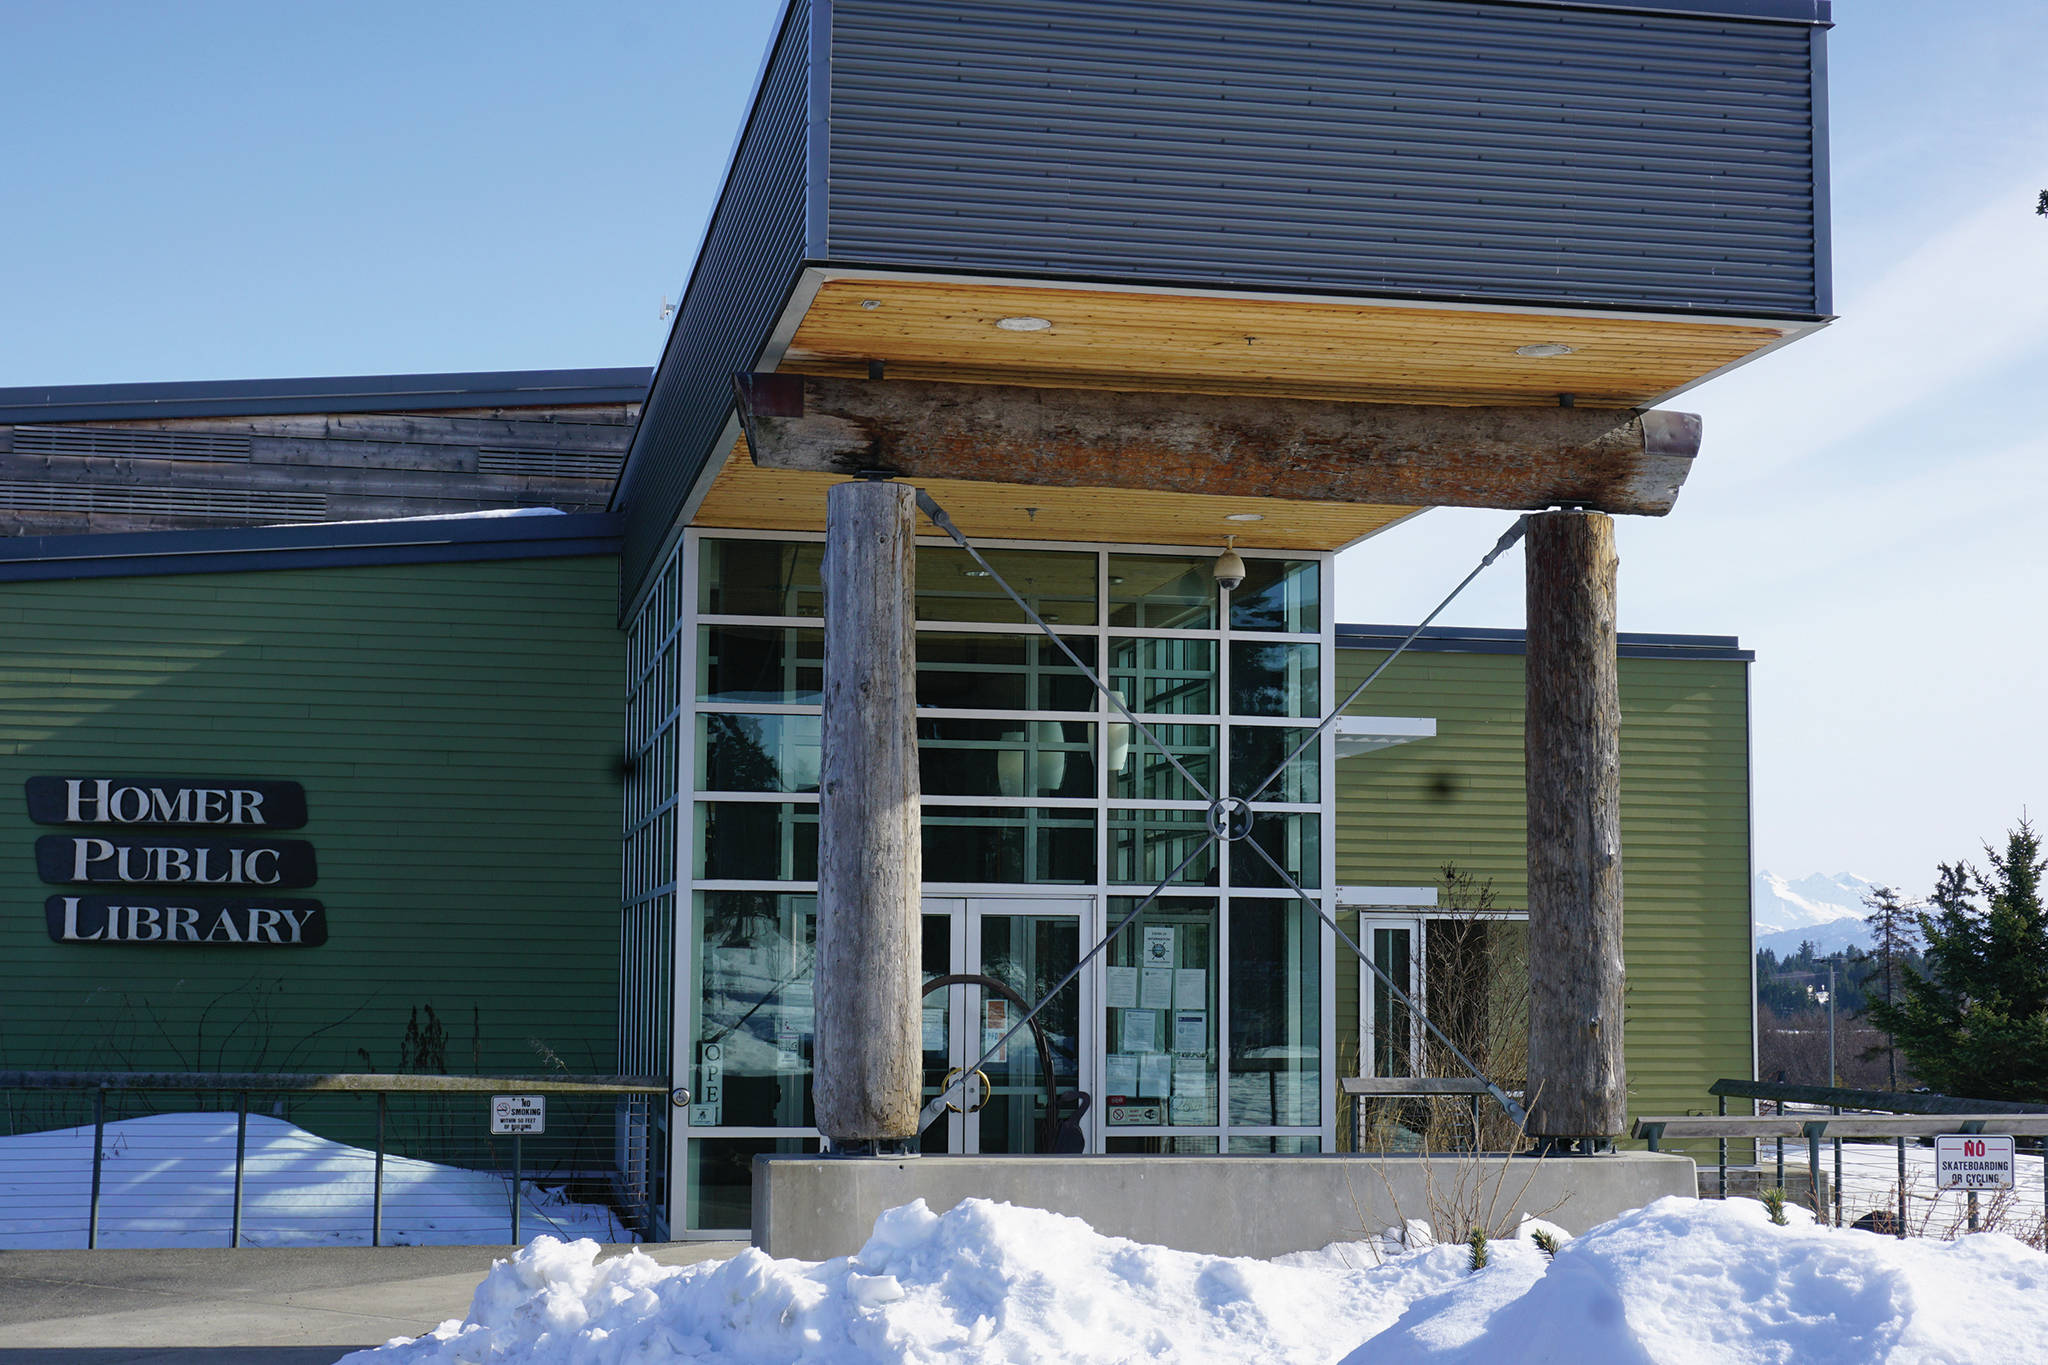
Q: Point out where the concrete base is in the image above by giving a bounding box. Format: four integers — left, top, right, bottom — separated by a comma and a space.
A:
753, 1151, 1698, 1261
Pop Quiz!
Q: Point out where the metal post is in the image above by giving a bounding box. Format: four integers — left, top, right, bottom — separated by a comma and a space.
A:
231, 1092, 248, 1248
640, 1101, 656, 1242
88, 1087, 105, 1250
1776, 1133, 1784, 1193
1807, 1126, 1823, 1219
1832, 1103, 1843, 1227
1968, 1189, 1979, 1234
510, 1133, 522, 1245
372, 1092, 386, 1248
1897, 1137, 1908, 1239
1717, 1094, 1727, 1200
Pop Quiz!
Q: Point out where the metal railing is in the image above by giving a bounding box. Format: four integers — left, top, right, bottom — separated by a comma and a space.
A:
1634, 1079, 2048, 1240
0, 1071, 673, 1250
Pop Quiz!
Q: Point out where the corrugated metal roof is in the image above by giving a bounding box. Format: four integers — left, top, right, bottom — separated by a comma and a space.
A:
0, 369, 652, 425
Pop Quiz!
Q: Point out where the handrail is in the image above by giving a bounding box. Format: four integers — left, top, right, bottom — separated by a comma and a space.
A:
1709, 1078, 2048, 1116
1634, 1114, 2048, 1144
1674, 1080, 2048, 1238
0, 1070, 668, 1095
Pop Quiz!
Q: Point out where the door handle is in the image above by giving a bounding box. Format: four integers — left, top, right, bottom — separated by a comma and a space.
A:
941, 1067, 993, 1114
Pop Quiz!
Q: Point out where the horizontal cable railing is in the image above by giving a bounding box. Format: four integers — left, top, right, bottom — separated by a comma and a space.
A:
1637, 1079, 2048, 1244
0, 1072, 675, 1251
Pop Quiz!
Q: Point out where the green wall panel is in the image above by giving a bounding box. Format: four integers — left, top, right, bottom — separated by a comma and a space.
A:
0, 557, 625, 1090
1333, 647, 1751, 1148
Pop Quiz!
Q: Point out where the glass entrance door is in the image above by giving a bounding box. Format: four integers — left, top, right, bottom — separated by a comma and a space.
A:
1361, 917, 1422, 1078
920, 897, 1090, 1153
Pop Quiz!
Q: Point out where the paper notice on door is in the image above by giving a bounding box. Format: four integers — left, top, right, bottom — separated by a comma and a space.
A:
1172, 1060, 1210, 1098
1106, 1053, 1140, 1097
1173, 1009, 1207, 1055
1140, 1052, 1173, 1098
982, 998, 1010, 1063
922, 1006, 946, 1053
1121, 1008, 1158, 1053
1175, 968, 1206, 1006
1106, 965, 1139, 1008
1141, 924, 1176, 966
1140, 967, 1174, 1010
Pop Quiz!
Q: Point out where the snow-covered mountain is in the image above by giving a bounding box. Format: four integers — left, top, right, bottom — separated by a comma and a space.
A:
1753, 871, 1879, 955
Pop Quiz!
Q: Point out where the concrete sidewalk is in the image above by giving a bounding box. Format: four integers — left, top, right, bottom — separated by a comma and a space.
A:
0, 1241, 745, 1364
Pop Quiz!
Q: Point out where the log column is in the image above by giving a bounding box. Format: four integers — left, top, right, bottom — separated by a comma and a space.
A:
815, 478, 923, 1147
1524, 510, 1626, 1145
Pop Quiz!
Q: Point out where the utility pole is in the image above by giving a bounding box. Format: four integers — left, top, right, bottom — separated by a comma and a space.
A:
1825, 959, 1837, 1089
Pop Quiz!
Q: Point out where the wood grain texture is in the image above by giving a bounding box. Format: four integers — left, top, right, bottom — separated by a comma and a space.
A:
783, 278, 1793, 409
693, 442, 1417, 551
1524, 511, 1627, 1140
815, 480, 925, 1142
0, 404, 636, 536
735, 374, 1700, 516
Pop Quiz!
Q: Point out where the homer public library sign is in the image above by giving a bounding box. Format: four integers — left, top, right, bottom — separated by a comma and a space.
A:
27, 777, 326, 946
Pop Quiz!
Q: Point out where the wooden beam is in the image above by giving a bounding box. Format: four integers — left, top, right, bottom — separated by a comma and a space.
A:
733, 373, 1701, 516
1525, 510, 1627, 1142
814, 478, 924, 1146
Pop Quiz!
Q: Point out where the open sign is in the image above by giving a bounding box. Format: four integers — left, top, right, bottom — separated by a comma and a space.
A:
1935, 1134, 2015, 1191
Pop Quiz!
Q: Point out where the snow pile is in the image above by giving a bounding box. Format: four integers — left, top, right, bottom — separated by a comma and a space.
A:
0, 1112, 626, 1248
341, 1194, 2048, 1364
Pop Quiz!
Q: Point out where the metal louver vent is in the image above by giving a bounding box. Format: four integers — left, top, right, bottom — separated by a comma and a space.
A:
475, 447, 624, 479
11, 425, 254, 461
0, 480, 324, 520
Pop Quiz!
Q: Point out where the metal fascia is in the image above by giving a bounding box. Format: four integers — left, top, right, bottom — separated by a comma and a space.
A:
1475, 0, 1828, 24
0, 513, 622, 583
613, 0, 809, 516
0, 369, 652, 425
1809, 24, 1835, 317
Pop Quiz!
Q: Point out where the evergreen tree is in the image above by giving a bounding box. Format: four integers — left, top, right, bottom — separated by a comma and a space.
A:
1868, 819, 2048, 1102
1860, 884, 1922, 1090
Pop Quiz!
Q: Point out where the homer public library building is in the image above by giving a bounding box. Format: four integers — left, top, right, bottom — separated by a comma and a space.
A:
1, 0, 1823, 1238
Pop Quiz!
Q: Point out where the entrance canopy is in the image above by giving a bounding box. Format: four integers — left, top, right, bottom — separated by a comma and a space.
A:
616, 0, 1832, 601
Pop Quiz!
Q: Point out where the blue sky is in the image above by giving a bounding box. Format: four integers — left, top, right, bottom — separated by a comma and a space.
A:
2, 1, 2043, 894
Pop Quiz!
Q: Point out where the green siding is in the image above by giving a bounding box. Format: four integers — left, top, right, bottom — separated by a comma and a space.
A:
0, 557, 624, 1086
1334, 647, 1751, 1147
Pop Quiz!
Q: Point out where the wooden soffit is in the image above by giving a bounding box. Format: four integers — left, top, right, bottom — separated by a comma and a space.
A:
692, 440, 1418, 551
779, 277, 1801, 409
689, 272, 1789, 547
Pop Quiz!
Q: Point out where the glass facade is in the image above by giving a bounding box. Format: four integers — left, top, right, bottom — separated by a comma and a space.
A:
657, 530, 1336, 1233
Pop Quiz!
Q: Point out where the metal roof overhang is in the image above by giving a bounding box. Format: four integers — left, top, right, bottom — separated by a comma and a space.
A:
614, 0, 1833, 611
0, 369, 652, 426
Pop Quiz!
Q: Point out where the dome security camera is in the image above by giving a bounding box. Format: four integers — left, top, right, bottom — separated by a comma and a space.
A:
1213, 539, 1247, 592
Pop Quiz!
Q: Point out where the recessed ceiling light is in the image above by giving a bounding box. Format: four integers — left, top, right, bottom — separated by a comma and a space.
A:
1225, 512, 1265, 522
1515, 342, 1576, 358
996, 316, 1053, 332
860, 299, 882, 310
